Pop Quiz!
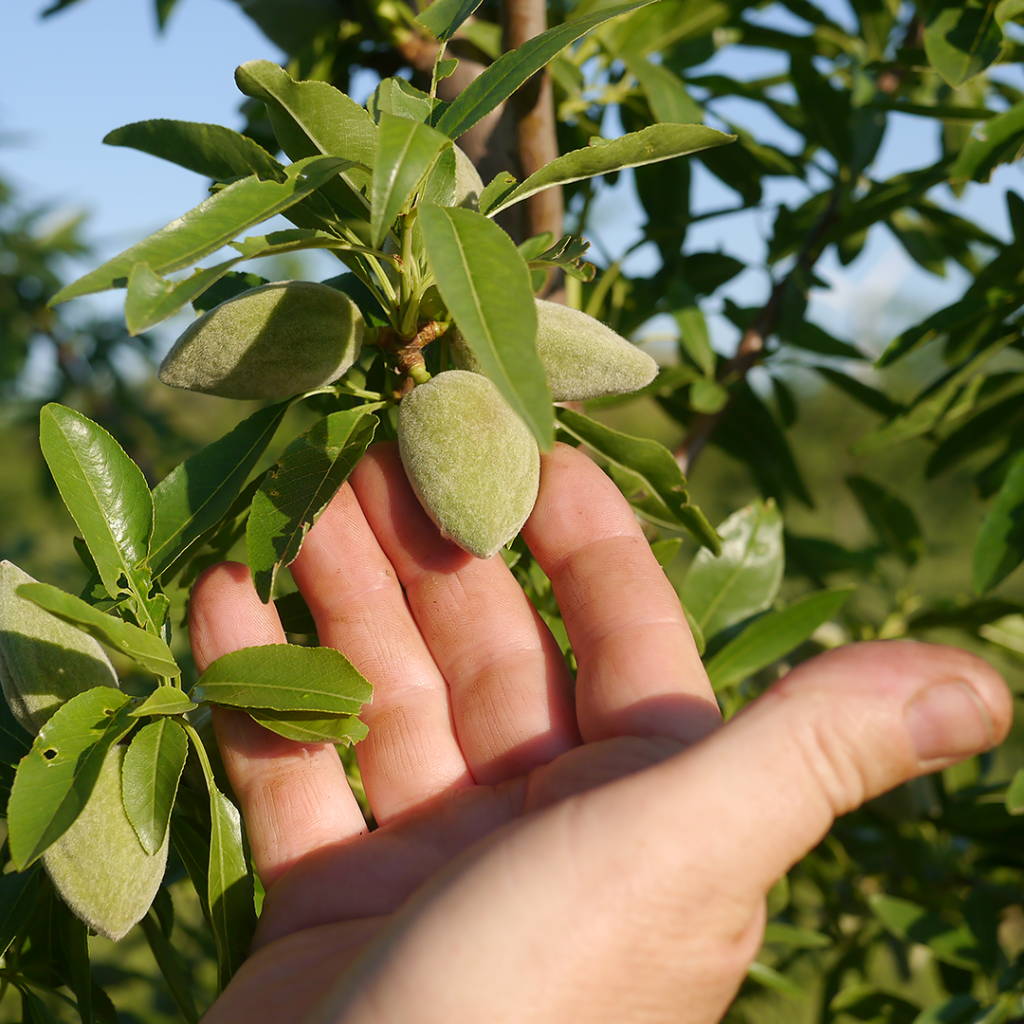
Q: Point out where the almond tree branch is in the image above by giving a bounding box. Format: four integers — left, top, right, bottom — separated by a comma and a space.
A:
503, 0, 565, 252
674, 186, 843, 474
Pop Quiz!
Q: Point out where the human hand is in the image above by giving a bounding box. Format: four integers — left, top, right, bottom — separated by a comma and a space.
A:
192, 442, 1012, 1024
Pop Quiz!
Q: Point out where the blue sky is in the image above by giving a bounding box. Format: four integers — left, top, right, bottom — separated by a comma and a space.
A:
2, 0, 1021, 359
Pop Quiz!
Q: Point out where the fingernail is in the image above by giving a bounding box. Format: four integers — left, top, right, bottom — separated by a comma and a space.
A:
905, 680, 996, 767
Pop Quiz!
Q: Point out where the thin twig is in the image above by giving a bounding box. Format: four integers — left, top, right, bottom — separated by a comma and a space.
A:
675, 185, 843, 473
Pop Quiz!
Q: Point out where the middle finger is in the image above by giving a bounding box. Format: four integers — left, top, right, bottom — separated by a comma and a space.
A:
349, 444, 580, 786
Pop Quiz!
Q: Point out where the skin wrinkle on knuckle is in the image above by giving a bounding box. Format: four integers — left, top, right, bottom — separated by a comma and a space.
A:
788, 704, 874, 820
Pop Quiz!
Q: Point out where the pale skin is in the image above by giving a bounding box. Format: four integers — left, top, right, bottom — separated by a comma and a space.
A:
192, 442, 1013, 1024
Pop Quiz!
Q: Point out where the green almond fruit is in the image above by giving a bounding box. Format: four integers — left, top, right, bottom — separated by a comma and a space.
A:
159, 281, 364, 400
398, 371, 540, 559
0, 561, 119, 734
452, 298, 658, 401
43, 743, 168, 941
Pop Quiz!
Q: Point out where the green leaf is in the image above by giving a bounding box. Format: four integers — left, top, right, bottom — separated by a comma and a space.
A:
845, 476, 924, 566
675, 303, 716, 377
680, 501, 784, 640
782, 322, 865, 360
39, 404, 154, 612
625, 54, 703, 124
681, 604, 706, 656
557, 408, 720, 552
247, 409, 377, 602
650, 537, 683, 567
973, 450, 1024, 593
925, 0, 1004, 88
208, 785, 256, 989
170, 812, 211, 924
710, 382, 813, 507
140, 913, 200, 1024
869, 894, 981, 970
747, 961, 803, 998
17, 583, 178, 677
815, 366, 902, 417
56, 884, 93, 1024
690, 378, 728, 413
150, 402, 291, 578
51, 156, 349, 304
247, 709, 369, 745
912, 994, 981, 1024
418, 204, 553, 448
1006, 766, 1024, 814
123, 229, 354, 334
705, 587, 854, 691
371, 114, 451, 248
829, 987, 922, 1023
855, 332, 1016, 454
483, 124, 732, 217
122, 719, 188, 855
22, 990, 67, 1024
790, 55, 851, 165
191, 644, 373, 716
367, 77, 445, 126
104, 119, 285, 183
129, 687, 198, 718
951, 100, 1024, 183
234, 60, 376, 197
0, 867, 40, 958
7, 687, 134, 869
762, 923, 833, 949
436, 0, 656, 139
415, 0, 485, 42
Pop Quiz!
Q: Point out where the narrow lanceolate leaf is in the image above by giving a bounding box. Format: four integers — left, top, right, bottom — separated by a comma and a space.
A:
125, 262, 235, 337
122, 719, 188, 855
973, 450, 1024, 593
482, 123, 733, 216
208, 785, 256, 989
104, 119, 285, 182
140, 913, 200, 1024
234, 60, 377, 193
0, 866, 40, 958
845, 476, 924, 567
951, 100, 1024, 183
705, 587, 855, 691
869, 894, 981, 970
556, 408, 720, 553
50, 156, 348, 304
7, 687, 134, 869
925, 0, 1004, 88
415, 0, 485, 41
625, 54, 704, 125
18, 583, 178, 677
681, 501, 784, 641
150, 402, 291, 577
247, 409, 377, 603
191, 645, 373, 716
371, 114, 451, 248
129, 687, 197, 718
435, 0, 655, 139
123, 229, 359, 334
419, 204, 553, 448
39, 404, 153, 604
855, 332, 1017, 454
248, 709, 369, 746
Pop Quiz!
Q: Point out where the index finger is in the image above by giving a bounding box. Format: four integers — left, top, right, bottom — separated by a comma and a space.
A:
521, 443, 719, 745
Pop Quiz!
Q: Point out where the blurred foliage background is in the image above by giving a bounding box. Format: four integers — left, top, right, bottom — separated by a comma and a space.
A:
3, 0, 1024, 1019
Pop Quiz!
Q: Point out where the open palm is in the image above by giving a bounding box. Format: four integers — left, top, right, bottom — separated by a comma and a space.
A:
194, 443, 1009, 1024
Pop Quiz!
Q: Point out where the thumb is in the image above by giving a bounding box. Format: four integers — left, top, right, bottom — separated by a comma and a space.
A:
599, 640, 1012, 908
